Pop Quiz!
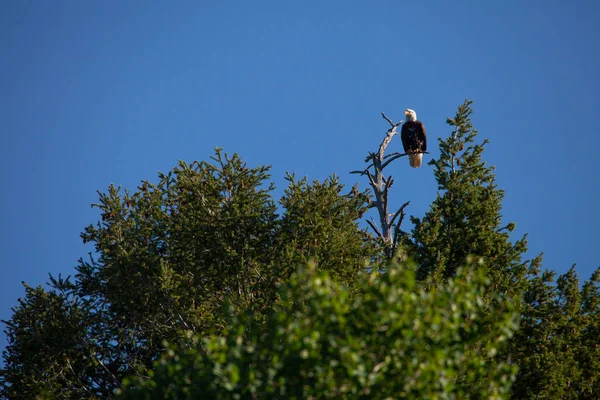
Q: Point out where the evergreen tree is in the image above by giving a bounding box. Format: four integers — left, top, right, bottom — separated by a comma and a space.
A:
276, 174, 373, 286
411, 100, 529, 298
510, 264, 600, 399
1, 149, 374, 398
0, 276, 118, 399
409, 100, 600, 398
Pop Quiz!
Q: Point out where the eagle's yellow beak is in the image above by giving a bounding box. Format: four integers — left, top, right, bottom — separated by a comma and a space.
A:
404, 110, 410, 116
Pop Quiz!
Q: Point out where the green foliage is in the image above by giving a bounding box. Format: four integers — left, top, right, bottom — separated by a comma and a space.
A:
78, 150, 279, 338
118, 258, 519, 399
1, 149, 373, 398
411, 100, 528, 298
277, 174, 373, 285
0, 276, 117, 399
510, 263, 600, 398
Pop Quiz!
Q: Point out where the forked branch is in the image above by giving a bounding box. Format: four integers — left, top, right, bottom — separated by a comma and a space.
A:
351, 112, 411, 258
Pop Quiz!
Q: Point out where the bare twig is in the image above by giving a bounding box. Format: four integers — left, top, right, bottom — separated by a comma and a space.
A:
385, 176, 394, 190
383, 151, 402, 160
383, 177, 393, 204
389, 201, 410, 229
366, 218, 383, 238
66, 358, 96, 396
382, 151, 430, 170
381, 153, 406, 170
392, 202, 411, 247
92, 351, 122, 388
393, 225, 407, 247
364, 169, 376, 187
364, 152, 377, 163
381, 112, 395, 127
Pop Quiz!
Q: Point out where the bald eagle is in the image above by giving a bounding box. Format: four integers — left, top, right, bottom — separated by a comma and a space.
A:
401, 109, 427, 168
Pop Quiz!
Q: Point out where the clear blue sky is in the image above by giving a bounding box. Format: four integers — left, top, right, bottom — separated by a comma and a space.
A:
2, 1, 599, 351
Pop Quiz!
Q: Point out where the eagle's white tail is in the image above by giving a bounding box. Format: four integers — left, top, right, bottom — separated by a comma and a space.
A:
409, 153, 423, 168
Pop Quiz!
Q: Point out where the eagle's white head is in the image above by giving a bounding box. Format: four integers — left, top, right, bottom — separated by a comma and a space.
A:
404, 109, 417, 122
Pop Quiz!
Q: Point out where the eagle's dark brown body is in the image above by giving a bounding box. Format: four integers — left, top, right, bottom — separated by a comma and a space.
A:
401, 120, 427, 168
401, 121, 427, 154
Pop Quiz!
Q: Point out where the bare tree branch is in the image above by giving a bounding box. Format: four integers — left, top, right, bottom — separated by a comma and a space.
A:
364, 169, 376, 188
66, 358, 96, 397
385, 176, 394, 190
382, 151, 430, 171
91, 350, 121, 388
383, 151, 402, 160
393, 225, 408, 247
381, 153, 407, 170
381, 112, 395, 127
389, 201, 410, 229
383, 178, 392, 208
366, 218, 383, 238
